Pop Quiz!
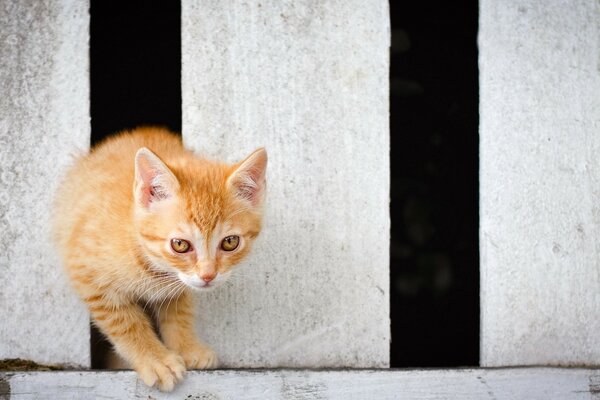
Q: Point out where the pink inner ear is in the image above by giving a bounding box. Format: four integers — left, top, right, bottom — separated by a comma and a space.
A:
137, 166, 158, 207
140, 184, 154, 207
135, 148, 176, 208
139, 166, 157, 187
231, 160, 266, 206
141, 178, 171, 207
236, 175, 261, 203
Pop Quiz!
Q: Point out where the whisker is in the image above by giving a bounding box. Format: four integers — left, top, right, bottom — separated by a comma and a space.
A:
167, 284, 187, 315
142, 279, 181, 313
157, 282, 185, 314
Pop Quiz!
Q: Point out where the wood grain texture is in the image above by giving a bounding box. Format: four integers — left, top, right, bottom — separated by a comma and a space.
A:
182, 1, 390, 367
480, 0, 600, 366
2, 368, 599, 399
0, 0, 90, 367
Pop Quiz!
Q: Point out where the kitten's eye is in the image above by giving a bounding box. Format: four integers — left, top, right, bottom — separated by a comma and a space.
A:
170, 238, 191, 253
221, 235, 240, 251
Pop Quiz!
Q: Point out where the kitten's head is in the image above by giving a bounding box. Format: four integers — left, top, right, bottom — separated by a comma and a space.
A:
133, 147, 267, 291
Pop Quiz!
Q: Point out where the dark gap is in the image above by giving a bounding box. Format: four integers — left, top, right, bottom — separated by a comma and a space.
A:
89, 0, 181, 368
389, 1, 480, 366
90, 0, 181, 146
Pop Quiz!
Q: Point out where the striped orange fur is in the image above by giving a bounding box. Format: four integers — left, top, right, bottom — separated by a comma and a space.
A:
52, 127, 267, 391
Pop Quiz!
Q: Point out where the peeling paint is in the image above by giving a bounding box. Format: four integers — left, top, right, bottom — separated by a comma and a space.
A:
476, 376, 498, 400
0, 376, 10, 400
282, 380, 326, 400
589, 373, 600, 400
183, 393, 220, 400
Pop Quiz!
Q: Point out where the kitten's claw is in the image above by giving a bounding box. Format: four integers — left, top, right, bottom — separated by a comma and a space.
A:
181, 344, 218, 369
136, 351, 186, 392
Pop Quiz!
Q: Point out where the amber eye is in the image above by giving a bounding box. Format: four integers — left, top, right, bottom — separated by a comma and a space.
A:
221, 235, 240, 251
170, 238, 191, 253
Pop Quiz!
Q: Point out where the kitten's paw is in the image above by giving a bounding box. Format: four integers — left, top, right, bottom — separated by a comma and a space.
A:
135, 351, 186, 392
181, 343, 218, 369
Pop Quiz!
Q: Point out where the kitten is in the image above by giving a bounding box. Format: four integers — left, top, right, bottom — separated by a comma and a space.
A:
52, 127, 267, 391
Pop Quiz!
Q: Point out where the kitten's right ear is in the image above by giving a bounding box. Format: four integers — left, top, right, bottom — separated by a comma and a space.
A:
134, 148, 179, 208
227, 148, 268, 207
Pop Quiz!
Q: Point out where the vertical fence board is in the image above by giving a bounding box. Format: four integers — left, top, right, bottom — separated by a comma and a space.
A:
0, 0, 90, 367
182, 1, 390, 367
480, 0, 600, 366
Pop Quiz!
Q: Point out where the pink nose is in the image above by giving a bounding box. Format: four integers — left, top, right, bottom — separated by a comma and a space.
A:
201, 274, 215, 283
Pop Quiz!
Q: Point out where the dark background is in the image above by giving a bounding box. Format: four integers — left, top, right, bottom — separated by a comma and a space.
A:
90, 1, 479, 367
389, 2, 479, 366
90, 0, 181, 144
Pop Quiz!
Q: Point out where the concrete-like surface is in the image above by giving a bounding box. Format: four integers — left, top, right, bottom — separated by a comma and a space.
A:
2, 368, 599, 399
182, 1, 390, 367
0, 0, 90, 367
479, 0, 600, 366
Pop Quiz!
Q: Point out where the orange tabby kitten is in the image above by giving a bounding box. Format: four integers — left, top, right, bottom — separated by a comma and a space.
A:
53, 127, 267, 391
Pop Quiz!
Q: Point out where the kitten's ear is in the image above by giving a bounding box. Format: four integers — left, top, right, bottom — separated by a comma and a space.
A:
134, 148, 179, 208
227, 148, 267, 206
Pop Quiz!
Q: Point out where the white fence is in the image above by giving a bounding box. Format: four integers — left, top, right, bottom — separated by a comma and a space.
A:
0, 0, 90, 367
1, 0, 599, 398
480, 0, 600, 366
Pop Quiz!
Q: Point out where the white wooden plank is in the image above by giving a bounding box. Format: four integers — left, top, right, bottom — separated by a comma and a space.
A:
181, 1, 390, 367
0, 0, 90, 366
2, 368, 598, 399
479, 0, 600, 365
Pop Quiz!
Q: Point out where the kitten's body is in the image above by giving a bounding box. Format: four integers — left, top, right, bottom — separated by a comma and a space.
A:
53, 127, 266, 391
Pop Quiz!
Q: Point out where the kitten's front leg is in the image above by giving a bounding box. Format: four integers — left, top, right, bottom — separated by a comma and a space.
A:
158, 291, 218, 369
88, 299, 186, 391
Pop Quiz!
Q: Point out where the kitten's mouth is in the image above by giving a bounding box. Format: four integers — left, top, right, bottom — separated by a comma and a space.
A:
190, 283, 217, 291
185, 281, 218, 291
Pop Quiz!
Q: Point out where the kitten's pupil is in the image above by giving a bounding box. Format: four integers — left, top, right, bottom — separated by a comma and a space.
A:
221, 235, 240, 251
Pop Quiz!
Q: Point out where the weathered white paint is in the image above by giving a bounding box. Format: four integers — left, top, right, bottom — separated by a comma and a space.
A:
0, 1, 90, 367
182, 1, 390, 367
480, 0, 600, 366
2, 368, 599, 399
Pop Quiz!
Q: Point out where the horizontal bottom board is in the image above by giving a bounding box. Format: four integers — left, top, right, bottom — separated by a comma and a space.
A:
1, 368, 599, 400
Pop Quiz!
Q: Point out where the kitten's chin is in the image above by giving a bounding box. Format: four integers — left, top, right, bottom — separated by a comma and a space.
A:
188, 283, 220, 292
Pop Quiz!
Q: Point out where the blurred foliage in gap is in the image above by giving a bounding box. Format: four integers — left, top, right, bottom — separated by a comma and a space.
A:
390, 1, 479, 367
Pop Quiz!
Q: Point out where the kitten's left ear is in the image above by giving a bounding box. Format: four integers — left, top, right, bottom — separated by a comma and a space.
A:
134, 147, 180, 208
227, 148, 267, 206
